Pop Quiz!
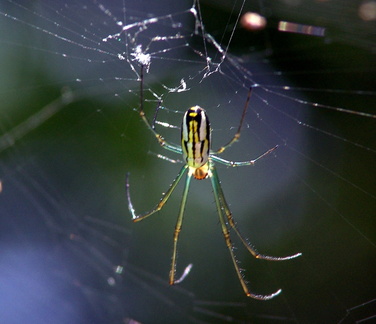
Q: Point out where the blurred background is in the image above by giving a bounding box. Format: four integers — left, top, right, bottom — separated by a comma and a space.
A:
0, 0, 375, 323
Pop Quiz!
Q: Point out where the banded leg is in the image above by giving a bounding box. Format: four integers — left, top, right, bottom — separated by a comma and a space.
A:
210, 165, 301, 261
211, 145, 278, 167
170, 169, 193, 285
211, 87, 253, 155
209, 165, 280, 300
126, 165, 188, 221
138, 64, 182, 155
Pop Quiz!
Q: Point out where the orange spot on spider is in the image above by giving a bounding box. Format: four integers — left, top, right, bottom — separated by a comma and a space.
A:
193, 164, 209, 180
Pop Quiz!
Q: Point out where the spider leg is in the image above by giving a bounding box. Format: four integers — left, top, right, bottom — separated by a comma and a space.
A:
210, 164, 302, 262
170, 168, 193, 285
126, 165, 188, 221
209, 162, 282, 300
211, 87, 252, 155
211, 145, 278, 167
138, 64, 182, 155
151, 99, 162, 130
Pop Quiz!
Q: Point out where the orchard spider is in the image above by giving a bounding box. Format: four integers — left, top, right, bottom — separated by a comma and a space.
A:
126, 64, 301, 300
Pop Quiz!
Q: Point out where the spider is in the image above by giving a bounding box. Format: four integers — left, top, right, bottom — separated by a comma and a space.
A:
126, 64, 301, 300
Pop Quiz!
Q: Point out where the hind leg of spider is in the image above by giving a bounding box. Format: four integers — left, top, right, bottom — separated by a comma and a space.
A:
137, 64, 183, 155
211, 87, 253, 155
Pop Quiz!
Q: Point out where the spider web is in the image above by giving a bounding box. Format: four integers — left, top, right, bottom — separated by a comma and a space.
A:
0, 0, 375, 323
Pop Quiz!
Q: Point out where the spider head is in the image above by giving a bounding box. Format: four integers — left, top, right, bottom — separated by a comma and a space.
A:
190, 163, 209, 180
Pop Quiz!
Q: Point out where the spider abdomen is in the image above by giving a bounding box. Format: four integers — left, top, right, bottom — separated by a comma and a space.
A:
181, 106, 211, 170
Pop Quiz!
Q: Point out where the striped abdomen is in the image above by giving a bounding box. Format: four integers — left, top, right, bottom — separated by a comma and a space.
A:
181, 106, 211, 179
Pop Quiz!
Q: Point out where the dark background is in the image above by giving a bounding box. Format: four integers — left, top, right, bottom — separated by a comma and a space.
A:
0, 0, 375, 323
